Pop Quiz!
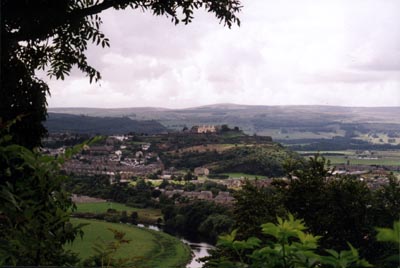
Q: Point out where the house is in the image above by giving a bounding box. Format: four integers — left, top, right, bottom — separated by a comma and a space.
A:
194, 167, 210, 176
214, 191, 235, 204
135, 151, 144, 159
88, 145, 113, 155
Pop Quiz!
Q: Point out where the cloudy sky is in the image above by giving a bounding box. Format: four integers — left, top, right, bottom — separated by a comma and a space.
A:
45, 0, 400, 108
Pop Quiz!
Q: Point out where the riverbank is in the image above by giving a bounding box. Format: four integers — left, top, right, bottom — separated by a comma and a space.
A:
67, 218, 191, 267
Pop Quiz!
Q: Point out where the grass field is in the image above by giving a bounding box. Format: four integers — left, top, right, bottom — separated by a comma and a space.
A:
297, 150, 400, 167
75, 202, 163, 224
325, 157, 400, 166
67, 218, 191, 267
298, 150, 354, 156
221, 172, 263, 179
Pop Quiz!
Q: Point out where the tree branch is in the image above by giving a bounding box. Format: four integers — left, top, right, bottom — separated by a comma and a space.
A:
69, 0, 133, 20
7, 0, 135, 42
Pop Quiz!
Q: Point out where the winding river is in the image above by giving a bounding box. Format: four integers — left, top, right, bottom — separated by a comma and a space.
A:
137, 224, 214, 268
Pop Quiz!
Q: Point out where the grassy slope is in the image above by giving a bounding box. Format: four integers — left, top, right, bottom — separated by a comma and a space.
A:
75, 202, 163, 224
67, 218, 191, 267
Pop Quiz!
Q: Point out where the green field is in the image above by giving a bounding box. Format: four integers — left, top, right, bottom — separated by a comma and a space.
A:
67, 218, 191, 267
325, 157, 400, 166
297, 150, 400, 167
221, 172, 263, 179
75, 202, 163, 224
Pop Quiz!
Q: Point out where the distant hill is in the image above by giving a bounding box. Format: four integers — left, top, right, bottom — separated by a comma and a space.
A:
45, 113, 167, 135
49, 104, 400, 125
48, 105, 400, 144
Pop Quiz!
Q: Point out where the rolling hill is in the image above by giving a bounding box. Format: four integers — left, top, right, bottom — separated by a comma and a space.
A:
45, 113, 167, 134
48, 105, 400, 144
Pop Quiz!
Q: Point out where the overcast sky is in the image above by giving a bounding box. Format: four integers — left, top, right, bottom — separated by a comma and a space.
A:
45, 0, 400, 108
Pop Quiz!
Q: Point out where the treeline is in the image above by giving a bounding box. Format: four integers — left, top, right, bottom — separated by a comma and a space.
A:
65, 176, 159, 208
205, 156, 400, 268
163, 201, 234, 243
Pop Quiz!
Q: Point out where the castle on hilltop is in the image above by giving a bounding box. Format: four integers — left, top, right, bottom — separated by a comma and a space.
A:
190, 125, 220, 133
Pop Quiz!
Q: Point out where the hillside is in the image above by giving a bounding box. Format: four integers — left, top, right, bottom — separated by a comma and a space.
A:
45, 113, 167, 135
135, 131, 297, 177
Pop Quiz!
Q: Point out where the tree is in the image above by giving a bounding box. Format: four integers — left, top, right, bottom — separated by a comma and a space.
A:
0, 129, 85, 265
371, 175, 400, 227
282, 155, 331, 236
1, 1, 242, 264
281, 155, 392, 265
233, 180, 285, 239
206, 214, 371, 268
1, 0, 242, 147
184, 171, 195, 181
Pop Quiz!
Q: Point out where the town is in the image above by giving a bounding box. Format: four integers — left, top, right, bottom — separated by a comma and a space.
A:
43, 125, 398, 207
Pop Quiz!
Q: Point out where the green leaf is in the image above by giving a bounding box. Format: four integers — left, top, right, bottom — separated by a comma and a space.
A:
376, 221, 400, 244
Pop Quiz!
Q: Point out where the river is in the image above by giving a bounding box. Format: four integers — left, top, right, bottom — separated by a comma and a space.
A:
137, 224, 214, 268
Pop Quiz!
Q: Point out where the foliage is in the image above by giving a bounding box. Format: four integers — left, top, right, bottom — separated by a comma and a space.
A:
163, 200, 233, 242
0, 56, 49, 148
320, 244, 372, 268
233, 180, 285, 239
65, 176, 158, 208
73, 210, 139, 225
206, 214, 371, 268
0, 121, 104, 265
161, 144, 296, 177
0, 133, 92, 265
371, 175, 400, 228
227, 154, 400, 266
83, 228, 135, 267
199, 214, 236, 242
280, 155, 376, 252
376, 221, 400, 244
375, 221, 400, 267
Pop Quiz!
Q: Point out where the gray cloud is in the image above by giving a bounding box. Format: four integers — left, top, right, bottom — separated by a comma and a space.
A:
45, 0, 400, 108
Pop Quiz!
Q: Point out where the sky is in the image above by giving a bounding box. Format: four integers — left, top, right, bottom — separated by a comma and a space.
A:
44, 0, 400, 108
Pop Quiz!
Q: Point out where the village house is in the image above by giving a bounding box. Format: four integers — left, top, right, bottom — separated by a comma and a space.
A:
87, 145, 113, 155
214, 191, 235, 204
194, 167, 210, 176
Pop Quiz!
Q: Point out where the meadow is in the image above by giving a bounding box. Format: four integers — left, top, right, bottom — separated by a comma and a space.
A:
67, 218, 191, 267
